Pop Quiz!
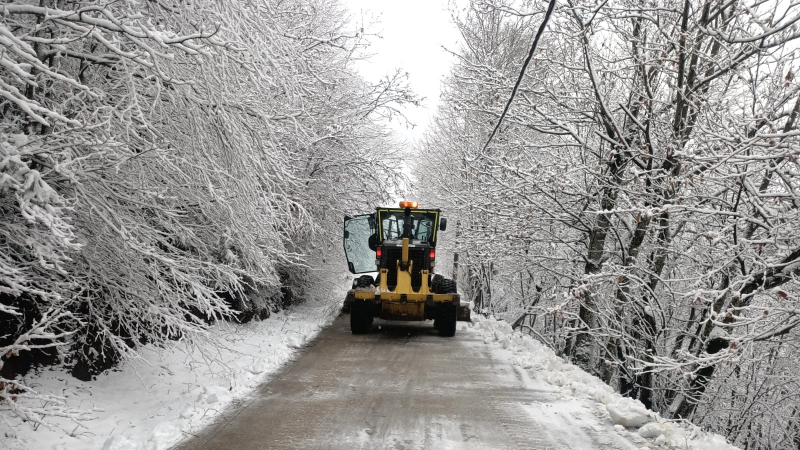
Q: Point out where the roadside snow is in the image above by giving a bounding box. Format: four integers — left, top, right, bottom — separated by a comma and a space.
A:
1, 301, 339, 450
471, 315, 739, 450
3, 304, 739, 450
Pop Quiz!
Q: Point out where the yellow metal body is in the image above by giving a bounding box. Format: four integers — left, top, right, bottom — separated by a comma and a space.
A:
351, 237, 457, 320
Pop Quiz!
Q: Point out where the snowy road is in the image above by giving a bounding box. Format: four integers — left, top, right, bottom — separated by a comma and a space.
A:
177, 316, 640, 450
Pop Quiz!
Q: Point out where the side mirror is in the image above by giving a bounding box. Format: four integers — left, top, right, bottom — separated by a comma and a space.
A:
368, 233, 378, 251
440, 217, 448, 231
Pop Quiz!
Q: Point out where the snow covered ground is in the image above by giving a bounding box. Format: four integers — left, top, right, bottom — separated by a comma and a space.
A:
2, 302, 740, 450
471, 315, 739, 450
1, 300, 341, 450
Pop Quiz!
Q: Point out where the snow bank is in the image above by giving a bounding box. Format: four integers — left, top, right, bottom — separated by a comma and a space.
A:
2, 301, 339, 450
471, 315, 739, 450
606, 396, 653, 428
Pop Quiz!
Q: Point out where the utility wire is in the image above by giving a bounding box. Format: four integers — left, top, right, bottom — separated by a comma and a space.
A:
481, 0, 558, 153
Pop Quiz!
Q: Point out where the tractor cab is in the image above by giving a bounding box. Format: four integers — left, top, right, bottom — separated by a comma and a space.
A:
342, 201, 465, 337
344, 202, 447, 290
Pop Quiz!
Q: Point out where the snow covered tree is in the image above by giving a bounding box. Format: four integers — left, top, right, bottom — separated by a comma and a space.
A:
1, 0, 414, 427
417, 1, 800, 448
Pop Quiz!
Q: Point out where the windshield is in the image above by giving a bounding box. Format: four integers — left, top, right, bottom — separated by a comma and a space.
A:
380, 212, 435, 242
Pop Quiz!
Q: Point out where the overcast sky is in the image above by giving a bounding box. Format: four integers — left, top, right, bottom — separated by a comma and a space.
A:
342, 0, 464, 143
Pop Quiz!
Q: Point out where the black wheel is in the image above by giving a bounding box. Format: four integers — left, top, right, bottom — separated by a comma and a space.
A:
356, 275, 375, 288
437, 303, 457, 337
439, 278, 457, 294
430, 274, 443, 293
350, 301, 373, 334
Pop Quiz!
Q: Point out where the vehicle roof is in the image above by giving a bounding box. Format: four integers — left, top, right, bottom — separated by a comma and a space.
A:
375, 207, 441, 213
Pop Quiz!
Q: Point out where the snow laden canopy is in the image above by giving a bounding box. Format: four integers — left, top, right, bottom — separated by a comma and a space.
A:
417, 1, 800, 449
0, 0, 415, 425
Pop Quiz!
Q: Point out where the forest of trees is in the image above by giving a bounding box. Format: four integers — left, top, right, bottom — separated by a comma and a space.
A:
417, 0, 800, 449
4, 0, 799, 448
1, 0, 412, 425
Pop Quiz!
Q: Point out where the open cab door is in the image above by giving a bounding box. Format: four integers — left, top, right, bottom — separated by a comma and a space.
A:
343, 214, 377, 274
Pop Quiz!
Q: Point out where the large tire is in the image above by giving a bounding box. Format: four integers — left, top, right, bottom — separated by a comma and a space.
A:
430, 274, 443, 293
350, 301, 373, 334
437, 303, 457, 337
439, 278, 457, 294
437, 278, 457, 336
356, 275, 375, 288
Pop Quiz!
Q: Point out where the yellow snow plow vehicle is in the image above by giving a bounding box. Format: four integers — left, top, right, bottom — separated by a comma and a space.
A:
342, 201, 469, 337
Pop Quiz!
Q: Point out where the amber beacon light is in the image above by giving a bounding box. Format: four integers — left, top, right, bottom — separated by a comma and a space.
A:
399, 201, 418, 209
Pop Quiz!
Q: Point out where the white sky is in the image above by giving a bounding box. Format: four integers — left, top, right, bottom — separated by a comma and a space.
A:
342, 0, 464, 144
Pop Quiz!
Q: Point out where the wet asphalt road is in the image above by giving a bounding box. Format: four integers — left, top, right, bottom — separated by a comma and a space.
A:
177, 316, 639, 450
